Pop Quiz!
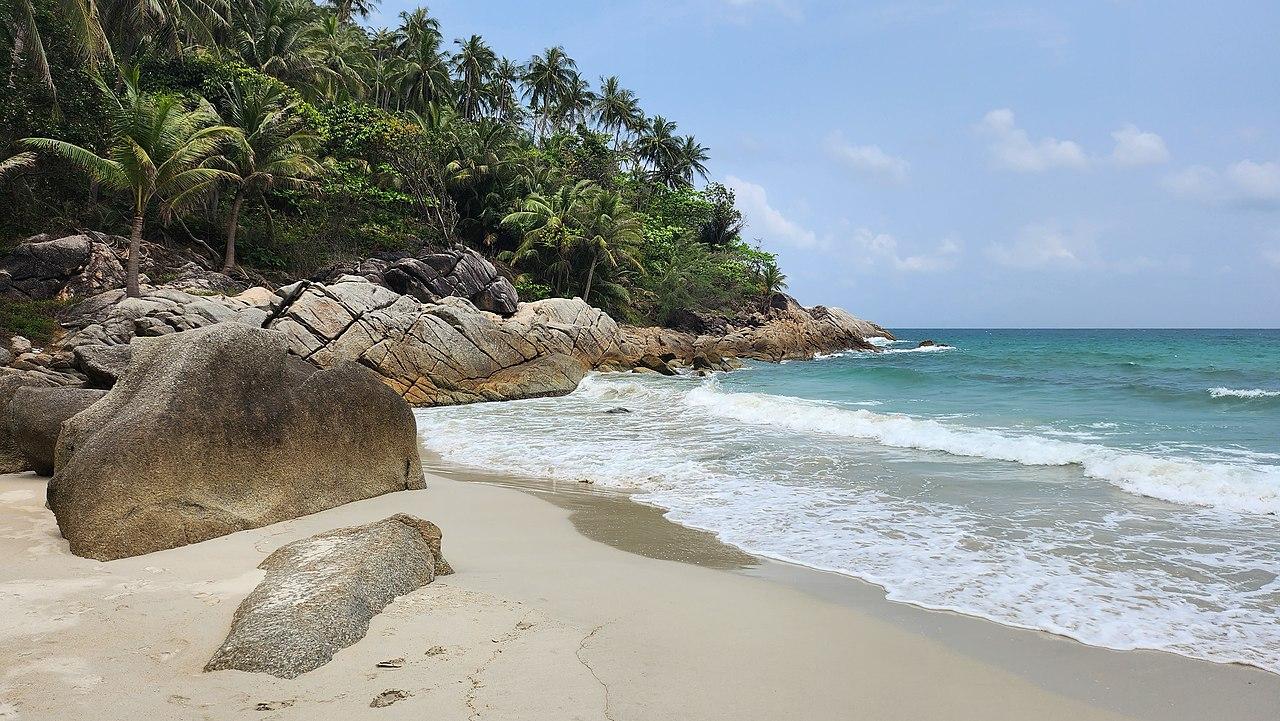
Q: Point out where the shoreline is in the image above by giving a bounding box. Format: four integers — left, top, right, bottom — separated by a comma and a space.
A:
4, 461, 1274, 719
420, 460, 1280, 719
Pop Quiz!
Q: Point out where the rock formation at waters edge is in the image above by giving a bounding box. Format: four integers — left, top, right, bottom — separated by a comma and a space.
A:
46, 323, 425, 560
2, 232, 894, 408
205, 514, 451, 678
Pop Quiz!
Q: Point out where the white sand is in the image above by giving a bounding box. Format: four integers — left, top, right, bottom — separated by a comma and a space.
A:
1, 470, 1277, 720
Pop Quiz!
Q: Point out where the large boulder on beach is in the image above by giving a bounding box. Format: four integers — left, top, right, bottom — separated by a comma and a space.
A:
205, 514, 451, 678
0, 374, 54, 473
47, 323, 425, 561
5, 386, 106, 475
267, 278, 621, 406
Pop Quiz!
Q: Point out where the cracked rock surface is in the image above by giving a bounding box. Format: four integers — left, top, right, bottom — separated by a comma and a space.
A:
47, 323, 426, 560
266, 278, 623, 406
205, 514, 451, 679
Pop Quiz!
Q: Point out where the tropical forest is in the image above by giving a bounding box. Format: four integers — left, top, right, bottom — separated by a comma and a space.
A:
0, 0, 787, 326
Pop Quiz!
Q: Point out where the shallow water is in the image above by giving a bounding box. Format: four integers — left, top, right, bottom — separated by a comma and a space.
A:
414, 329, 1280, 674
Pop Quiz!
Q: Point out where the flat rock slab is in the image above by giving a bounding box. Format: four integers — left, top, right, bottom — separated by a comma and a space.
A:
205, 514, 452, 679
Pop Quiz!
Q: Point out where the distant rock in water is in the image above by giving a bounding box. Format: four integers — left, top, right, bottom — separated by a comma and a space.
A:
605, 407, 632, 414
619, 292, 894, 365
918, 340, 936, 347
205, 514, 451, 679
47, 323, 425, 560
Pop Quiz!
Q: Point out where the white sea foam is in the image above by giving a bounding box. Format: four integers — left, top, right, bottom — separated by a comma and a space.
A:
414, 373, 1280, 675
414, 371, 1280, 676
1209, 387, 1280, 399
683, 381, 1280, 514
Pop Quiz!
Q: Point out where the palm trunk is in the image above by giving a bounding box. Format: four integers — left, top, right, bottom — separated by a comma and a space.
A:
583, 252, 598, 303
222, 191, 244, 273
126, 211, 143, 298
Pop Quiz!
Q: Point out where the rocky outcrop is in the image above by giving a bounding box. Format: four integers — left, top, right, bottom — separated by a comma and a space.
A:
0, 232, 245, 300
205, 514, 451, 678
619, 293, 893, 365
72, 344, 133, 388
4, 386, 106, 475
58, 287, 270, 353
318, 246, 518, 316
266, 278, 622, 406
47, 323, 425, 561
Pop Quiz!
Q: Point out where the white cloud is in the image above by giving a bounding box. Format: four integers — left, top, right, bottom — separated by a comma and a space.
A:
854, 229, 960, 271
986, 221, 1095, 269
827, 133, 910, 184
977, 108, 1088, 172
1162, 159, 1280, 209
1111, 124, 1170, 166
725, 175, 819, 248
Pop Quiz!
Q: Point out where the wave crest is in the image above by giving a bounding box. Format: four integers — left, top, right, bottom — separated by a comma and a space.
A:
685, 383, 1280, 514
1209, 387, 1280, 399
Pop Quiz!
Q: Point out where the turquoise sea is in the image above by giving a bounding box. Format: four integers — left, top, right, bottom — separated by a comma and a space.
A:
415, 329, 1280, 673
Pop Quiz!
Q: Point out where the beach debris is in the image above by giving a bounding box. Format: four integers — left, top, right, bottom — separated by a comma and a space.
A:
254, 700, 294, 711
376, 658, 405, 669
425, 645, 446, 657
370, 689, 409, 708
204, 514, 451, 678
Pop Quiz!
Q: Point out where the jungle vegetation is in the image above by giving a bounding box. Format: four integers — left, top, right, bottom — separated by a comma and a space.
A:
1, 0, 785, 322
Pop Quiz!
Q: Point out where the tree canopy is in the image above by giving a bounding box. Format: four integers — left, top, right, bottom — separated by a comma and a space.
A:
2, 0, 786, 321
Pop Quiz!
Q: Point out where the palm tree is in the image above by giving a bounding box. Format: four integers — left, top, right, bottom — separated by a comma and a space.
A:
521, 46, 576, 139
757, 262, 787, 304
3, 0, 113, 100
395, 8, 451, 112
489, 56, 523, 123
233, 0, 324, 96
99, 0, 229, 59
555, 72, 595, 130
451, 34, 495, 119
576, 189, 642, 303
21, 68, 237, 296
593, 76, 643, 150
325, 0, 376, 24
307, 12, 372, 100
676, 135, 710, 184
216, 75, 321, 272
501, 179, 595, 295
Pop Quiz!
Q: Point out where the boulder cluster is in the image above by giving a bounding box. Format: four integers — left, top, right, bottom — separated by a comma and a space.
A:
0, 229, 892, 676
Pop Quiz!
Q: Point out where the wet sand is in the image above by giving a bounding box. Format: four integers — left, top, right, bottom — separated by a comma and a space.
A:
2, 467, 1278, 720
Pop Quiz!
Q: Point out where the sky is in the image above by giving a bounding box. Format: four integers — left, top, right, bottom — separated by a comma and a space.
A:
374, 1, 1280, 327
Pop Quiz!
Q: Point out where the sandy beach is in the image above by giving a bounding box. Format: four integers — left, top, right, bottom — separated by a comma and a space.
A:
2, 466, 1278, 721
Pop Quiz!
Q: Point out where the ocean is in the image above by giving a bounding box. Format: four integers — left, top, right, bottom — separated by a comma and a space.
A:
413, 329, 1280, 674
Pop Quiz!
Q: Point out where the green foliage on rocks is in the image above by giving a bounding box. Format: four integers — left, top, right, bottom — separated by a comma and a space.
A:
6, 0, 784, 322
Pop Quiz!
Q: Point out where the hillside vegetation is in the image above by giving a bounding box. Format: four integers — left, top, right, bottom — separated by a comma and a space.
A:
1, 0, 787, 324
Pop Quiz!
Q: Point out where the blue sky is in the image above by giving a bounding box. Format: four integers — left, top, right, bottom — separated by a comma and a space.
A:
375, 1, 1279, 327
